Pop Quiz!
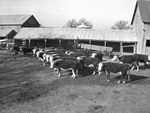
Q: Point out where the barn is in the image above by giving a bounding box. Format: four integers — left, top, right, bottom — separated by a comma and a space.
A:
131, 0, 150, 54
0, 15, 40, 32
14, 27, 137, 54
0, 29, 17, 43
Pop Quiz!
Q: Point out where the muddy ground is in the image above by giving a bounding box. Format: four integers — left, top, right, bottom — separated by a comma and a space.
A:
0, 50, 150, 113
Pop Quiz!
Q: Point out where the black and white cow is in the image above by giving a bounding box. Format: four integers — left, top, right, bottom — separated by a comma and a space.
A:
98, 62, 131, 83
35, 49, 46, 65
32, 47, 39, 56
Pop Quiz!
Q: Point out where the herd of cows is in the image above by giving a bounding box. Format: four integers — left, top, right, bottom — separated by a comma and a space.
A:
12, 46, 150, 84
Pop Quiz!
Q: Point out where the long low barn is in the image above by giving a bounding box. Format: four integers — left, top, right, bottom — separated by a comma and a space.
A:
13, 27, 137, 54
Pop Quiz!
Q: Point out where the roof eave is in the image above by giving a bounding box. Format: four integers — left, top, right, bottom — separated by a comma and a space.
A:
131, 1, 138, 25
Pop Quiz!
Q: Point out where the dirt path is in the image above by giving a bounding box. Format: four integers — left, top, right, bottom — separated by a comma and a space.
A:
0, 51, 150, 113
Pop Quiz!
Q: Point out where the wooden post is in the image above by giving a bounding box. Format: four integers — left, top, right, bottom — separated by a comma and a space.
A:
120, 42, 123, 54
134, 43, 137, 54
59, 39, 61, 47
89, 40, 91, 44
104, 41, 106, 46
29, 39, 31, 47
45, 39, 47, 47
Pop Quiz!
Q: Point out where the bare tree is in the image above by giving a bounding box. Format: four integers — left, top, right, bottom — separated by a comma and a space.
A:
111, 20, 132, 30
63, 19, 78, 28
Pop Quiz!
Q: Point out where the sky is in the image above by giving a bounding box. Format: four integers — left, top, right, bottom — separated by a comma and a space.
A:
0, 0, 137, 30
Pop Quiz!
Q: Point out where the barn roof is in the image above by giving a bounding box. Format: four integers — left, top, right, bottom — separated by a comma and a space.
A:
0, 15, 33, 25
14, 28, 137, 42
0, 29, 16, 37
131, 0, 150, 24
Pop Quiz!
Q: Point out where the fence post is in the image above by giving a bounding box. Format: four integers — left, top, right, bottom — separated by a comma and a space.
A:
120, 42, 123, 54
59, 39, 61, 47
134, 43, 137, 54
45, 39, 47, 47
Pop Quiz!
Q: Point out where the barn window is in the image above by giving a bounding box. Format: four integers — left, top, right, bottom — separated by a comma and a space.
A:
122, 43, 135, 53
91, 41, 104, 46
106, 42, 120, 52
146, 40, 150, 47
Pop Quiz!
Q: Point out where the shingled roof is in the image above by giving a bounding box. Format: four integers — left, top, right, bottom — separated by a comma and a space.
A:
0, 15, 33, 25
131, 0, 150, 24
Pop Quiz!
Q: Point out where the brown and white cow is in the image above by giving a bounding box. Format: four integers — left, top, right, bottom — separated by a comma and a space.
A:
98, 62, 131, 83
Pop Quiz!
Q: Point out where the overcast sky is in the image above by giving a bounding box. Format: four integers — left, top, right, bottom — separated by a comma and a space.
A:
0, 0, 137, 29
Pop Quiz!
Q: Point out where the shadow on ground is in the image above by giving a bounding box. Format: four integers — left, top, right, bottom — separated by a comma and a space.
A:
114, 74, 149, 85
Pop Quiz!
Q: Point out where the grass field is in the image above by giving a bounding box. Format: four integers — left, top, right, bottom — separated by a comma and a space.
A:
0, 50, 150, 113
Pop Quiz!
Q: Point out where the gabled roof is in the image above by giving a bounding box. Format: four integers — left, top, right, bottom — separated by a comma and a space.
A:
131, 0, 150, 24
0, 15, 33, 25
0, 29, 16, 37
14, 28, 137, 42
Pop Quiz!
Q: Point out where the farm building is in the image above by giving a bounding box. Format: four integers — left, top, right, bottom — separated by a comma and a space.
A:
0, 15, 40, 32
14, 27, 137, 54
0, 29, 17, 43
131, 0, 150, 54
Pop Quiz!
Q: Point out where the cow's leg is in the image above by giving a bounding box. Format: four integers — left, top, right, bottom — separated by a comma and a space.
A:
92, 67, 96, 75
75, 68, 79, 77
127, 70, 131, 82
144, 61, 147, 69
136, 62, 139, 71
58, 68, 61, 77
70, 68, 76, 79
106, 72, 110, 82
98, 71, 101, 75
92, 71, 96, 75
41, 59, 45, 66
118, 72, 123, 83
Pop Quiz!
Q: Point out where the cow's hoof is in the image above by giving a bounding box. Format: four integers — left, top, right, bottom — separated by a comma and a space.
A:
118, 80, 121, 83
71, 76, 75, 79
123, 81, 126, 84
128, 78, 131, 81
92, 72, 95, 75
58, 74, 61, 77
107, 80, 110, 82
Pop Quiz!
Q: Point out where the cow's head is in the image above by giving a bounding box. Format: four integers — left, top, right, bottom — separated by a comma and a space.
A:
97, 62, 105, 75
50, 59, 62, 68
91, 53, 97, 58
111, 55, 119, 61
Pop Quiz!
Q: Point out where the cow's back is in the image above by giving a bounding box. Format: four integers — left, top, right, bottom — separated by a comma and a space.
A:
104, 62, 129, 74
119, 55, 136, 64
134, 54, 148, 62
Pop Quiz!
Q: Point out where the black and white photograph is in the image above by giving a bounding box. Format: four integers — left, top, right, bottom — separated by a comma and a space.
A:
0, 0, 150, 113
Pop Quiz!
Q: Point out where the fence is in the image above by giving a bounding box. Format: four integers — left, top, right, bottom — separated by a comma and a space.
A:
79, 43, 113, 52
